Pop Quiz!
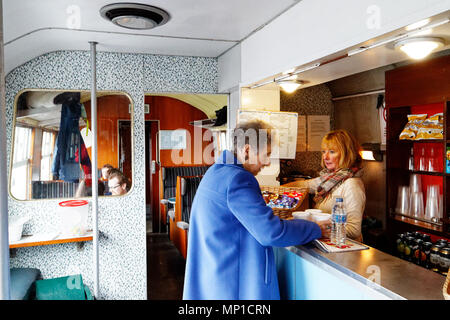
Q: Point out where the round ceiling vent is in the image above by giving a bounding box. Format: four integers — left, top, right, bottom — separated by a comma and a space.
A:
100, 3, 170, 30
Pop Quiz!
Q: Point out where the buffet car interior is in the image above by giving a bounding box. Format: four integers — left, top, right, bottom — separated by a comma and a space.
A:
1, 0, 450, 300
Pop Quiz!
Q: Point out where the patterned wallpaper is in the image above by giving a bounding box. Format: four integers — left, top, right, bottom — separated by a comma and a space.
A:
5, 50, 218, 300
279, 84, 334, 179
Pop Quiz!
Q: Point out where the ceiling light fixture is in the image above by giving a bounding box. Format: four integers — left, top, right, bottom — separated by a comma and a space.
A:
100, 3, 170, 30
394, 37, 444, 60
347, 17, 449, 57
277, 80, 304, 93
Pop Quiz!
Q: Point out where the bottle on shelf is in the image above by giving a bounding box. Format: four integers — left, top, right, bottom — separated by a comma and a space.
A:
331, 197, 347, 248
396, 233, 405, 259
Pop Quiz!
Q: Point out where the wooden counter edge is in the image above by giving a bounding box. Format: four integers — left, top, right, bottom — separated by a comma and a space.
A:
9, 235, 94, 249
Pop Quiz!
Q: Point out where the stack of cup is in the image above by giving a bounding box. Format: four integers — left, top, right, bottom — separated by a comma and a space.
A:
409, 174, 422, 193
410, 192, 424, 219
425, 185, 440, 223
396, 186, 410, 215
409, 174, 424, 219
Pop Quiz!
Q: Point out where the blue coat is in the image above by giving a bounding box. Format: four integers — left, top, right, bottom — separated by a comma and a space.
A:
183, 150, 322, 300
51, 99, 85, 182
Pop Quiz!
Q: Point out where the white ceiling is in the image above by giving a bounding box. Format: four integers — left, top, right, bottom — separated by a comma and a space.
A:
251, 11, 450, 91
3, 0, 299, 74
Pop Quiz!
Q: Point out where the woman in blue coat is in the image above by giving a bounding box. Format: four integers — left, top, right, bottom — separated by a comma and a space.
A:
183, 120, 330, 300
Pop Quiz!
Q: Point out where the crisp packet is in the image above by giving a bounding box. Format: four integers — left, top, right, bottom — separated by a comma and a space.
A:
415, 113, 443, 140
399, 114, 427, 140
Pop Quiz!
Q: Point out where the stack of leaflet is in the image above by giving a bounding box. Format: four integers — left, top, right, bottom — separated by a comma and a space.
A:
314, 238, 369, 253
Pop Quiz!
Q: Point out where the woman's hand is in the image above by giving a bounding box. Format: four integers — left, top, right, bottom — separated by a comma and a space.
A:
316, 220, 332, 239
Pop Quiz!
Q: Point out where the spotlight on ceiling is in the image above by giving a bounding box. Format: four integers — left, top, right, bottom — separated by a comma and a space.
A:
100, 3, 170, 30
277, 79, 304, 93
394, 37, 444, 60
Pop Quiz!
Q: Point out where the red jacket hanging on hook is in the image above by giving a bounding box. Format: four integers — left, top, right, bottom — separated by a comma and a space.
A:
75, 142, 92, 186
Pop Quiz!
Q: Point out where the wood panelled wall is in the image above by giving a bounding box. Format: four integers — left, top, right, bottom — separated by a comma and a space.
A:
144, 95, 212, 166
386, 54, 450, 108
83, 94, 212, 208
84, 94, 132, 170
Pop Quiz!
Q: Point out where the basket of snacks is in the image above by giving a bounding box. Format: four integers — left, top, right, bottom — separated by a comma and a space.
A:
444, 268, 450, 300
260, 186, 307, 220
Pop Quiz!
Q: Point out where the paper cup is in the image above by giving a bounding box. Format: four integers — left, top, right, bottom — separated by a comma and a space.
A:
292, 211, 311, 220
311, 212, 331, 222
305, 209, 322, 214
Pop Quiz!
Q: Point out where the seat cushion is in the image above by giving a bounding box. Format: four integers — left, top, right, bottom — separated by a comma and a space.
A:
35, 274, 87, 300
10, 268, 42, 300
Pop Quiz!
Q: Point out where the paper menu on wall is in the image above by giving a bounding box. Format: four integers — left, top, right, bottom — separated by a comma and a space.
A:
307, 115, 330, 151
297, 115, 307, 152
237, 110, 298, 159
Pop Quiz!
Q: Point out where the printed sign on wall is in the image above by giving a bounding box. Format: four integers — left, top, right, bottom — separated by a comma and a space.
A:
307, 115, 330, 151
159, 130, 187, 150
238, 110, 298, 159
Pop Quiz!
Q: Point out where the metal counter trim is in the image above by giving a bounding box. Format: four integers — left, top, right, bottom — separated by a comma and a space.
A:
283, 244, 405, 300
283, 242, 446, 300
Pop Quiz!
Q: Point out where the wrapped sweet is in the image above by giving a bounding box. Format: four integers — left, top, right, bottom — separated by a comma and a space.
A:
263, 190, 304, 209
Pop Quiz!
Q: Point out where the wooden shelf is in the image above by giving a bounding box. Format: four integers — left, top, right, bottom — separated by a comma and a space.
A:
387, 168, 445, 176
9, 231, 93, 249
392, 139, 443, 143
409, 170, 444, 176
392, 215, 443, 233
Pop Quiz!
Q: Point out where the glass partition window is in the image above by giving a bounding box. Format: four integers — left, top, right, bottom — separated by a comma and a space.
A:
40, 131, 55, 181
11, 126, 33, 200
11, 90, 133, 200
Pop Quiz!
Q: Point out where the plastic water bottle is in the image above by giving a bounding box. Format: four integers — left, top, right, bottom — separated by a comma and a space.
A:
331, 197, 347, 247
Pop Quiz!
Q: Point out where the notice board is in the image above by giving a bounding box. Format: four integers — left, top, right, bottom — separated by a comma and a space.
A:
237, 110, 298, 159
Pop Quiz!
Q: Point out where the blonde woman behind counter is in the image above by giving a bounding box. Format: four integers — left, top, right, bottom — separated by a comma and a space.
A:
283, 130, 366, 242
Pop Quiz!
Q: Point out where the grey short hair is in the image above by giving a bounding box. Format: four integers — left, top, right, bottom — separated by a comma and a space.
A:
231, 120, 273, 155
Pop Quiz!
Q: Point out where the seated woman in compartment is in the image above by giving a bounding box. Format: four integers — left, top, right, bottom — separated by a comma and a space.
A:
107, 168, 130, 196
283, 129, 366, 242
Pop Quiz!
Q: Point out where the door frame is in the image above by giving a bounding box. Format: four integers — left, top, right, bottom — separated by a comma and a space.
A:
145, 120, 160, 232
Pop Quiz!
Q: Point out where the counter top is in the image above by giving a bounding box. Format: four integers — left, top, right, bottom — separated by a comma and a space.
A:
285, 242, 446, 300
